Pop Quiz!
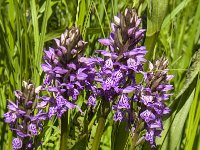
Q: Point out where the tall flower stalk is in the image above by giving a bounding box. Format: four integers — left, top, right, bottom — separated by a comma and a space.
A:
137, 57, 173, 146
81, 8, 147, 149
83, 9, 173, 149
41, 27, 96, 149
3, 81, 47, 150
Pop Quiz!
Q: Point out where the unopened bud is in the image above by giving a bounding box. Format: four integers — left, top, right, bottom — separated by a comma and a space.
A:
77, 41, 87, 48
35, 86, 42, 94
23, 81, 28, 88
65, 38, 71, 46
114, 16, 120, 26
71, 49, 77, 54
28, 84, 34, 90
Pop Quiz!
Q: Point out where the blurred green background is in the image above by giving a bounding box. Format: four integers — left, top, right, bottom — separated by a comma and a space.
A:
0, 0, 199, 149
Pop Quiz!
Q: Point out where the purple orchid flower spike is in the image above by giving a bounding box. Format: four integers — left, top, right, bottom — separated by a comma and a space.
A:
82, 9, 148, 119
135, 57, 174, 147
82, 8, 174, 147
3, 81, 48, 149
41, 27, 96, 118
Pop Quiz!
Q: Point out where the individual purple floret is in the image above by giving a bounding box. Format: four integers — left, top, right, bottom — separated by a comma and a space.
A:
41, 27, 97, 118
3, 81, 48, 149
12, 138, 22, 150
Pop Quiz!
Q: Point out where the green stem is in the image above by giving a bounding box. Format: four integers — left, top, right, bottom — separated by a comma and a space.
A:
91, 99, 110, 150
131, 131, 139, 150
60, 110, 68, 150
91, 117, 106, 150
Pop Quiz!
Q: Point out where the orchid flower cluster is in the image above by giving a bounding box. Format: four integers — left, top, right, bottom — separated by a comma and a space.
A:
41, 27, 96, 118
86, 8, 148, 119
137, 57, 173, 146
3, 81, 47, 149
4, 9, 173, 149
82, 9, 173, 147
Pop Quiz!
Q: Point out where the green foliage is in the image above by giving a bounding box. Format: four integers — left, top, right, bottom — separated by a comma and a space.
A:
111, 121, 129, 150
145, 0, 168, 60
0, 0, 199, 150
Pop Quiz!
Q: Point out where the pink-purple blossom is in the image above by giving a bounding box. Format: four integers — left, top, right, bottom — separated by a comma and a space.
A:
41, 27, 96, 118
3, 81, 47, 149
82, 9, 173, 147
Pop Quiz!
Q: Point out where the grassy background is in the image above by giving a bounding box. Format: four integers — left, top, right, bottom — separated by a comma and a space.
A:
0, 0, 199, 149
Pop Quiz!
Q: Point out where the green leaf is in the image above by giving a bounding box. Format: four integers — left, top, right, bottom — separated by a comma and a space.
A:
30, 0, 39, 80
111, 121, 129, 150
36, 0, 51, 84
101, 125, 112, 150
146, 0, 168, 36
145, 0, 168, 61
161, 0, 191, 29
171, 49, 200, 111
82, 0, 93, 39
75, 0, 86, 32
185, 76, 200, 150
71, 134, 87, 150
158, 81, 196, 150
44, 28, 66, 42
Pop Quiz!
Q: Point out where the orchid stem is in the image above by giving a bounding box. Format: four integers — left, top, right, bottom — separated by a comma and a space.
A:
91, 117, 106, 150
91, 99, 109, 150
131, 129, 139, 150
60, 110, 68, 150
